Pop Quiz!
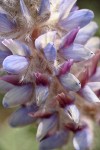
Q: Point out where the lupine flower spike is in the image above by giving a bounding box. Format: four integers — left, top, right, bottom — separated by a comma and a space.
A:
0, 0, 100, 150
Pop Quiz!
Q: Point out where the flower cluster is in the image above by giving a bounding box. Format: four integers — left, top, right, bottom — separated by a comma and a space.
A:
0, 0, 100, 149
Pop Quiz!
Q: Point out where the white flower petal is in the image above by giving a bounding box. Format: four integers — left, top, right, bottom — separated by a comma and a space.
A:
2, 39, 31, 56
85, 37, 100, 53
36, 85, 49, 106
64, 104, 80, 123
87, 82, 100, 92
36, 114, 58, 141
35, 31, 57, 51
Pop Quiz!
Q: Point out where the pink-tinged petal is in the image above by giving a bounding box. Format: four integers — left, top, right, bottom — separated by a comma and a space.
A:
38, 0, 50, 16
44, 43, 56, 62
59, 0, 77, 20
0, 50, 11, 65
90, 67, 100, 82
58, 72, 81, 92
85, 51, 100, 78
1, 75, 21, 86
0, 80, 15, 93
79, 85, 100, 103
60, 44, 94, 62
20, 0, 32, 26
60, 28, 79, 49
2, 39, 31, 56
36, 114, 58, 141
77, 67, 89, 88
35, 31, 57, 51
39, 130, 69, 150
87, 82, 100, 92
56, 92, 75, 108
64, 104, 80, 123
85, 37, 100, 52
56, 59, 73, 76
0, 13, 16, 33
59, 9, 94, 31
35, 85, 49, 106
3, 55, 29, 74
3, 84, 33, 108
9, 103, 38, 127
73, 127, 93, 150
35, 73, 50, 86
75, 21, 98, 44
29, 109, 53, 119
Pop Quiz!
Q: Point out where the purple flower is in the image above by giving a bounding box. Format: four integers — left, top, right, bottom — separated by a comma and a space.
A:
0, 0, 99, 149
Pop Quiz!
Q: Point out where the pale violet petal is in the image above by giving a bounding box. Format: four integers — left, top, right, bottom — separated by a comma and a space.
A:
44, 43, 56, 61
20, 0, 32, 26
59, 9, 94, 31
59, 72, 81, 91
3, 84, 33, 108
60, 44, 94, 61
9, 103, 38, 127
2, 39, 31, 56
71, 4, 79, 12
0, 80, 15, 93
73, 127, 93, 150
0, 50, 11, 64
39, 130, 69, 150
59, 0, 77, 20
87, 82, 100, 92
75, 21, 98, 44
0, 13, 16, 33
3, 55, 29, 74
38, 0, 50, 16
35, 31, 57, 51
85, 37, 100, 53
80, 85, 100, 103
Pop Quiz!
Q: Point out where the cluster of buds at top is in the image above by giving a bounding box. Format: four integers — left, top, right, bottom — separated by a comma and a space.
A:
0, 0, 100, 149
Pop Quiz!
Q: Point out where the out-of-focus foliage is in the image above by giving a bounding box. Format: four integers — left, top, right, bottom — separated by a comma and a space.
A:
78, 0, 100, 36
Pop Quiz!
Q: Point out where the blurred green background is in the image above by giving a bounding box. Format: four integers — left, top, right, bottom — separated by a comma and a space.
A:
0, 0, 100, 150
78, 0, 100, 36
